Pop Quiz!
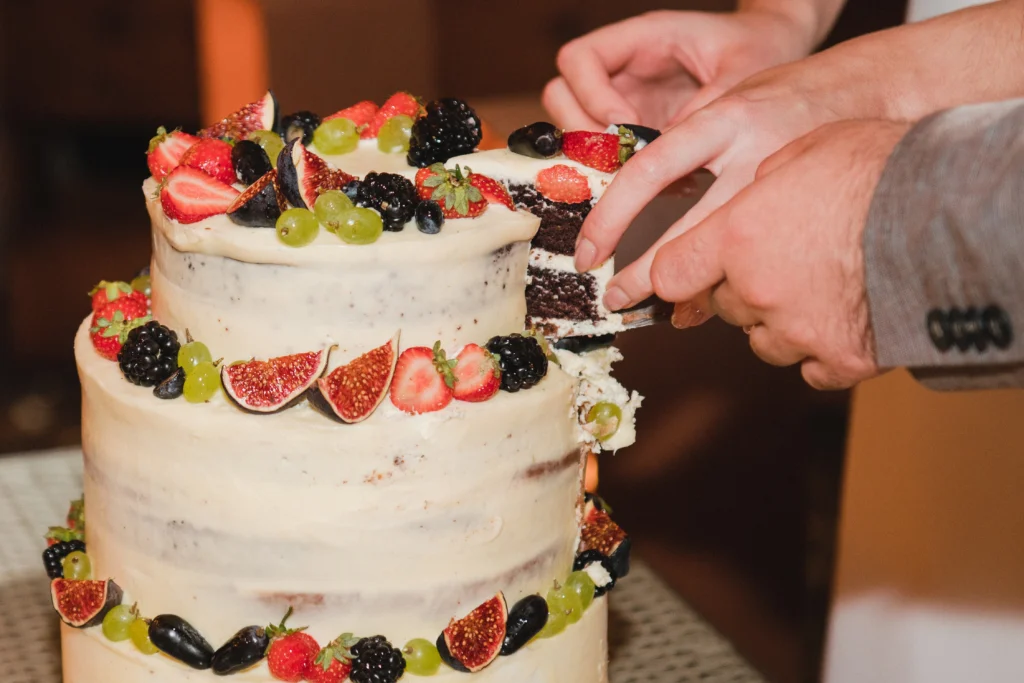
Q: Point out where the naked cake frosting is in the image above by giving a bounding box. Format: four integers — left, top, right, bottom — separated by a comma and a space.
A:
44, 91, 647, 683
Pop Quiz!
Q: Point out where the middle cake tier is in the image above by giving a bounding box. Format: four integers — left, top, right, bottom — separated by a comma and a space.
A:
145, 178, 541, 360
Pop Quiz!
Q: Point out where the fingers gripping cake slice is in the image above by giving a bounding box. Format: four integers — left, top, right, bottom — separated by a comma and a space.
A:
51, 91, 640, 683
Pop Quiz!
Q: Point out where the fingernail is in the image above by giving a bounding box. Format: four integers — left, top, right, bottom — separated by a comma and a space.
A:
671, 302, 709, 329
575, 238, 597, 272
604, 287, 630, 311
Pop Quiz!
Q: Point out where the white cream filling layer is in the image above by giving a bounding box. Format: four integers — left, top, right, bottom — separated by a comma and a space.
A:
555, 346, 642, 453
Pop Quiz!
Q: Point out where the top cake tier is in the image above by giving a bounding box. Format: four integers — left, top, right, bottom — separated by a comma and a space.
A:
148, 178, 540, 360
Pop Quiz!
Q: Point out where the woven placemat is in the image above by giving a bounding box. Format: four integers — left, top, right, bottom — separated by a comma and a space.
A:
0, 448, 764, 683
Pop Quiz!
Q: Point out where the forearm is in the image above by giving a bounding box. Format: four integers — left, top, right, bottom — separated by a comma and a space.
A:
800, 0, 1024, 122
738, 0, 847, 49
863, 98, 1024, 390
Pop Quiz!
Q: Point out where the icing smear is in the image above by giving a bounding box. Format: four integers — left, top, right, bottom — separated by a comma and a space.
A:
554, 346, 642, 453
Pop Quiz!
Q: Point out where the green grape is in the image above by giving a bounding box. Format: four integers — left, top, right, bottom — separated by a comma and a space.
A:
248, 130, 285, 168
586, 402, 623, 442
183, 361, 220, 403
377, 115, 414, 153
402, 638, 442, 676
547, 583, 583, 626
130, 274, 151, 297
62, 550, 91, 580
178, 341, 212, 372
565, 570, 597, 612
129, 618, 159, 655
313, 118, 358, 155
276, 208, 319, 247
314, 190, 354, 233
102, 604, 135, 642
534, 593, 568, 640
335, 207, 383, 245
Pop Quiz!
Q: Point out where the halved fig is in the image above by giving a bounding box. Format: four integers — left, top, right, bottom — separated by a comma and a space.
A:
199, 90, 278, 140
437, 593, 507, 673
227, 170, 286, 228
579, 499, 631, 579
221, 348, 331, 413
501, 594, 548, 656
51, 578, 123, 628
232, 139, 273, 185
309, 333, 399, 423
277, 139, 357, 209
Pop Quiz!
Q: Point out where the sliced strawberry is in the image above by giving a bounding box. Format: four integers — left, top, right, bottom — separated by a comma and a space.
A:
90, 297, 150, 361
159, 166, 240, 224
468, 174, 514, 210
561, 131, 631, 173
362, 92, 421, 139
147, 127, 200, 181
390, 342, 456, 414
178, 138, 236, 186
453, 344, 501, 402
535, 164, 592, 203
199, 90, 278, 140
415, 163, 487, 219
89, 281, 134, 313
324, 100, 379, 129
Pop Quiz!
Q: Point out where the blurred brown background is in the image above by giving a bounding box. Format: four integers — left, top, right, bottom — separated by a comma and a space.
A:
0, 1, 907, 681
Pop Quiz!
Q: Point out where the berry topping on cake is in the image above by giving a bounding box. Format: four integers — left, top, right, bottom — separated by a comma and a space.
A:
390, 342, 457, 414
276, 207, 320, 247
572, 549, 617, 597
586, 401, 623, 442
325, 100, 378, 129
562, 129, 637, 172
248, 130, 286, 168
277, 139, 357, 210
149, 614, 215, 670
42, 540, 85, 579
61, 549, 91, 580
355, 172, 419, 231
231, 139, 273, 185
153, 366, 186, 400
313, 117, 359, 155
101, 603, 138, 642
508, 121, 563, 159
414, 199, 444, 234
51, 578, 123, 629
486, 334, 548, 392
363, 91, 421, 139
310, 334, 398, 423
437, 593, 507, 673
278, 110, 321, 146
221, 348, 330, 414
407, 98, 481, 167
146, 127, 200, 181
349, 635, 406, 683
199, 90, 278, 141
414, 164, 486, 218
501, 595, 548, 656
402, 639, 442, 677
307, 634, 357, 683
90, 295, 151, 361
228, 169, 286, 228
534, 164, 592, 203
159, 166, 240, 224
265, 608, 319, 682
178, 138, 237, 185
89, 280, 140, 313
564, 570, 598, 612
452, 343, 501, 402
211, 625, 272, 676
468, 173, 514, 210
118, 321, 180, 387
377, 115, 414, 154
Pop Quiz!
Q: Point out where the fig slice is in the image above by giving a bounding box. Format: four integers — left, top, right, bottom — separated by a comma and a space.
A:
51, 578, 123, 628
227, 169, 285, 228
309, 333, 399, 423
221, 348, 331, 414
199, 90, 278, 141
437, 592, 507, 673
578, 498, 631, 580
277, 139, 357, 209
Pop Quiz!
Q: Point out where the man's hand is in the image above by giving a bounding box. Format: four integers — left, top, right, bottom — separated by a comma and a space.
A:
648, 120, 909, 390
542, 7, 828, 131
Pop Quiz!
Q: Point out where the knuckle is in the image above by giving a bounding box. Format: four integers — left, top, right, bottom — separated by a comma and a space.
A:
556, 40, 582, 73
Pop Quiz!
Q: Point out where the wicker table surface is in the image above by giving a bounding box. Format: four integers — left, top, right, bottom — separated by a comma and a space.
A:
0, 448, 764, 683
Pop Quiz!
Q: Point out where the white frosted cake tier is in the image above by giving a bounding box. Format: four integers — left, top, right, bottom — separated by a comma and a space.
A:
145, 178, 541, 360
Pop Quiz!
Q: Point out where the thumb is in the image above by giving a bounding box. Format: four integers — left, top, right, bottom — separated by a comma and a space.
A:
650, 209, 728, 303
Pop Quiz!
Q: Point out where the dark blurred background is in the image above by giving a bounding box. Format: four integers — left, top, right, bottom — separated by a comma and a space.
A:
0, 1, 907, 681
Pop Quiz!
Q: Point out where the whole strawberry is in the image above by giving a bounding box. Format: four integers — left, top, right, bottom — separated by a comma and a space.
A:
363, 92, 421, 139
414, 164, 486, 218
266, 608, 319, 683
306, 634, 356, 683
89, 280, 143, 313
562, 129, 637, 173
325, 100, 378, 129
147, 126, 200, 181
90, 297, 151, 361
178, 138, 237, 186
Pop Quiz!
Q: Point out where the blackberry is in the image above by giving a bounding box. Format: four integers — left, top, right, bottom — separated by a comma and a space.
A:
342, 179, 362, 204
43, 540, 86, 579
356, 172, 419, 231
349, 635, 405, 683
406, 98, 482, 168
118, 321, 180, 387
486, 334, 548, 392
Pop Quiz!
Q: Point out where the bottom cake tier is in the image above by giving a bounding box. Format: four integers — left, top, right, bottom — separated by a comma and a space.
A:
61, 598, 608, 683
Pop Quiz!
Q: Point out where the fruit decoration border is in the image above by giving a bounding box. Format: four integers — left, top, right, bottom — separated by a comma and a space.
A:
43, 494, 630, 680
